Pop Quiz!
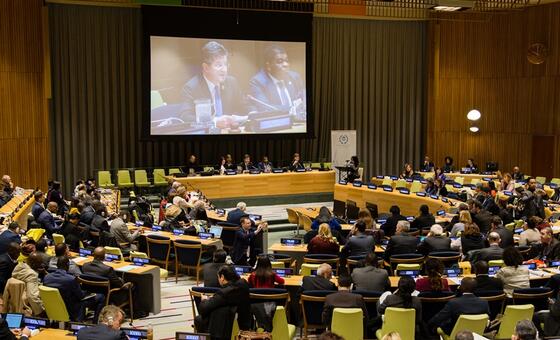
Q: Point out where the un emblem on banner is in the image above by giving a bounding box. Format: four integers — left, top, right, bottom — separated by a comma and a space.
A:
339, 135, 349, 145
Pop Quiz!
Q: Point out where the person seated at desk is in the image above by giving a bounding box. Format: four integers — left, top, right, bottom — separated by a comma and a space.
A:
512, 166, 524, 181
82, 247, 124, 288
0, 222, 21, 254
11, 252, 45, 316
189, 199, 209, 224
460, 223, 485, 257
434, 178, 448, 197
301, 263, 337, 291
185, 154, 200, 175
473, 260, 503, 293
308, 224, 340, 255
257, 156, 273, 173
434, 167, 447, 183
173, 186, 190, 214
311, 206, 342, 233
110, 216, 141, 251
535, 297, 560, 338
160, 205, 189, 233
289, 153, 305, 171
322, 275, 367, 327
496, 247, 530, 296
428, 278, 489, 335
227, 201, 249, 226
32, 190, 45, 220
501, 173, 515, 192
421, 156, 435, 172
469, 200, 492, 234
0, 318, 31, 340
239, 154, 257, 172
450, 210, 471, 237
0, 242, 20, 294
0, 174, 14, 205
90, 200, 110, 233
48, 243, 82, 276
341, 220, 374, 258
77, 305, 128, 340
497, 198, 514, 226
224, 154, 237, 170
37, 201, 63, 236
465, 158, 479, 173
529, 226, 560, 261
347, 156, 360, 182
472, 232, 503, 263
351, 252, 390, 292
44, 256, 104, 322
410, 204, 435, 231
377, 276, 422, 332
231, 216, 265, 265
47, 181, 68, 216
248, 255, 285, 288
480, 187, 499, 215
443, 156, 454, 173
194, 265, 252, 338
512, 319, 538, 340
417, 224, 451, 256
551, 187, 560, 202
34, 240, 51, 269
60, 212, 86, 251
203, 249, 227, 288
381, 205, 406, 237
489, 216, 514, 248
384, 221, 417, 260
415, 258, 450, 293
400, 163, 414, 179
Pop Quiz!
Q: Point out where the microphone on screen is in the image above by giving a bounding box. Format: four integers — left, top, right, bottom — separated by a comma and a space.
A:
246, 94, 280, 111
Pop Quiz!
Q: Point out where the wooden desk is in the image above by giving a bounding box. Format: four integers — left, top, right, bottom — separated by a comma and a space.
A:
0, 190, 34, 229
129, 225, 224, 248
269, 242, 385, 254
418, 172, 497, 184
167, 170, 335, 199
334, 183, 457, 217
30, 328, 75, 340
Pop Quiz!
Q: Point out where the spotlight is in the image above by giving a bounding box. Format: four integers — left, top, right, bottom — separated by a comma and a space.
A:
469, 126, 480, 133
467, 109, 481, 121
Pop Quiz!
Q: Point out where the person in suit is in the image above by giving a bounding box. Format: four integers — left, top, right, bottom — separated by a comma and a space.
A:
481, 187, 499, 215
181, 41, 246, 128
0, 318, 31, 340
231, 216, 265, 265
60, 213, 85, 251
77, 305, 127, 340
82, 247, 124, 288
351, 252, 390, 292
43, 256, 104, 322
0, 242, 19, 293
80, 199, 96, 226
536, 297, 560, 338
381, 205, 406, 237
31, 190, 45, 220
322, 275, 367, 327
288, 153, 305, 171
37, 201, 62, 236
474, 232, 504, 263
238, 154, 257, 172
417, 224, 451, 256
46, 181, 67, 216
109, 216, 141, 251
226, 202, 249, 225
184, 154, 200, 175
473, 260, 503, 293
410, 205, 436, 231
248, 45, 305, 115
428, 278, 489, 334
48, 243, 82, 276
194, 265, 252, 338
512, 166, 524, 181
470, 200, 493, 234
529, 226, 560, 261
384, 221, 418, 260
11, 252, 44, 315
488, 216, 514, 248
301, 263, 337, 291
0, 222, 21, 254
203, 249, 227, 288
90, 201, 110, 233
257, 156, 274, 173
341, 220, 375, 258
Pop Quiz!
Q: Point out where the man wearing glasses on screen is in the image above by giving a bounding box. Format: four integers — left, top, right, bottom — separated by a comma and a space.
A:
248, 45, 306, 120
181, 41, 247, 130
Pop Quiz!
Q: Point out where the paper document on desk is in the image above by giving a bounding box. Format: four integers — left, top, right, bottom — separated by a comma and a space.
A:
547, 268, 560, 274
448, 277, 463, 285
117, 265, 138, 273
72, 256, 89, 264
552, 226, 560, 232
529, 270, 549, 278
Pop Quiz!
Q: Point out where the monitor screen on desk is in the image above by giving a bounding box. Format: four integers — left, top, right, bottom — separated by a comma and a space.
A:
69, 322, 92, 335
209, 226, 223, 239
176, 332, 210, 340
5, 313, 22, 329
281, 238, 301, 246
22, 316, 48, 330
122, 328, 149, 340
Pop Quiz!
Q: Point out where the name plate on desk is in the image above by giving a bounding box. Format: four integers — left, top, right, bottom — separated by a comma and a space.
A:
131, 257, 150, 266
367, 184, 377, 190
430, 194, 439, 200
122, 328, 148, 339
482, 177, 492, 182
396, 270, 419, 277
23, 317, 48, 330
79, 248, 92, 257
399, 189, 410, 195
348, 219, 357, 224
444, 268, 462, 277
199, 232, 214, 239
352, 182, 362, 187
273, 268, 293, 277
281, 238, 302, 246
549, 260, 560, 267
225, 170, 237, 175
296, 168, 306, 172
234, 265, 252, 275
173, 229, 184, 236
503, 191, 513, 196
338, 180, 348, 185
420, 180, 427, 184
104, 254, 119, 262
406, 216, 414, 222
488, 266, 500, 276
437, 210, 446, 216
416, 192, 426, 197
272, 168, 284, 173
550, 183, 558, 188
390, 176, 398, 180
521, 262, 537, 270
152, 226, 162, 232
311, 269, 336, 276
376, 175, 384, 179
376, 219, 387, 224
453, 183, 463, 188
441, 197, 449, 203
406, 178, 413, 182
383, 187, 393, 192
135, 220, 143, 227
215, 208, 225, 215
249, 170, 261, 174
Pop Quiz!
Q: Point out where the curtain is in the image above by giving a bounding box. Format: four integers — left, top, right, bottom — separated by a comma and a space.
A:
49, 4, 426, 195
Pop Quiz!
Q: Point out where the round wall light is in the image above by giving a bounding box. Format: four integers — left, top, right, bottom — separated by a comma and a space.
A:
467, 109, 481, 121
469, 126, 480, 133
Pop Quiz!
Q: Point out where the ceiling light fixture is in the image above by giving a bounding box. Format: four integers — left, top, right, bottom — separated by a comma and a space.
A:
469, 126, 480, 133
467, 109, 481, 121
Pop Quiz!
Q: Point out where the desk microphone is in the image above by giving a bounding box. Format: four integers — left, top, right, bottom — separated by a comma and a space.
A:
246, 95, 280, 111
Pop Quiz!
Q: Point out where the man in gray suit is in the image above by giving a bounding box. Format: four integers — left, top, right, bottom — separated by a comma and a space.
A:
341, 221, 375, 258
474, 232, 504, 263
351, 252, 390, 292
322, 275, 367, 327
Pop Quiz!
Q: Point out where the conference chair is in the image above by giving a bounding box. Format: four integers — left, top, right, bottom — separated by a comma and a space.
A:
551, 178, 560, 186
475, 290, 507, 320
117, 170, 134, 189
333, 200, 346, 219
259, 253, 295, 269
381, 177, 393, 187
153, 168, 168, 187
26, 228, 45, 242
310, 162, 322, 169
536, 176, 546, 185
130, 250, 168, 279
299, 213, 313, 233
323, 162, 332, 170
168, 168, 181, 176
346, 255, 366, 273
331, 308, 363, 340
395, 179, 407, 189
173, 239, 203, 284
300, 290, 331, 337
189, 287, 220, 319
410, 181, 423, 193
437, 314, 489, 340
104, 246, 125, 261
495, 305, 535, 339
388, 253, 425, 275
52, 233, 65, 246
303, 254, 339, 273
146, 235, 173, 273
376, 307, 415, 340
512, 287, 553, 311
365, 202, 379, 219
488, 259, 505, 267
39, 286, 70, 322
454, 177, 465, 185
98, 171, 114, 188
428, 251, 461, 268
134, 170, 151, 194
299, 263, 320, 276
271, 306, 296, 340
77, 273, 133, 323
216, 224, 240, 250
285, 208, 302, 236
418, 291, 456, 324
249, 288, 290, 310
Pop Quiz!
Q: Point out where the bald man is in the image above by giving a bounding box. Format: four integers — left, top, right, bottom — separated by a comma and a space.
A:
301, 263, 336, 291
82, 247, 123, 288
37, 201, 62, 235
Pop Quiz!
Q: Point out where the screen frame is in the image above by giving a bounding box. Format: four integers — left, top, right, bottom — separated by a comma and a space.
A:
142, 5, 314, 140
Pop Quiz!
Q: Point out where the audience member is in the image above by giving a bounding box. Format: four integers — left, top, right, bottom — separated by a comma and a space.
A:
34, 239, 51, 269
311, 206, 342, 232
416, 258, 450, 292
31, 191, 45, 220
473, 260, 503, 292
474, 232, 503, 263
511, 319, 537, 340
76, 305, 127, 340
489, 216, 514, 248
0, 318, 31, 340
537, 297, 560, 337
37, 201, 62, 235
497, 197, 514, 225
443, 156, 454, 172
11, 253, 44, 315
247, 255, 285, 288
410, 205, 435, 230
455, 330, 474, 340
400, 163, 414, 179
529, 226, 560, 261
450, 210, 471, 237
231, 216, 265, 265
460, 223, 485, 257
189, 199, 209, 223
341, 220, 375, 258
110, 216, 141, 251
381, 205, 406, 237
0, 242, 20, 293
421, 156, 434, 172
203, 249, 227, 287
301, 263, 337, 291
480, 187, 499, 215
308, 223, 339, 255
434, 178, 448, 197
227, 202, 249, 225
90, 201, 110, 232
82, 247, 124, 288
357, 209, 374, 230
378, 276, 422, 330
518, 216, 542, 247
496, 247, 530, 295
417, 224, 451, 255
318, 331, 345, 340
470, 200, 492, 234
0, 222, 21, 254
46, 181, 67, 215
48, 243, 81, 276
351, 252, 390, 291
384, 221, 417, 260
322, 275, 367, 326
60, 213, 84, 251
512, 166, 524, 181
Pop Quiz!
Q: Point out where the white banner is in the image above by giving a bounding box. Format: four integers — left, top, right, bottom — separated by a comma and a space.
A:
331, 130, 357, 181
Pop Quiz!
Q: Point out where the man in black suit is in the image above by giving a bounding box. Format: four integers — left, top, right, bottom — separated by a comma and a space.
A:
410, 205, 436, 231
0, 222, 21, 254
90, 201, 110, 233
37, 201, 62, 236
473, 232, 504, 263
181, 41, 247, 128
417, 224, 451, 255
481, 187, 500, 215
203, 249, 227, 288
0, 242, 19, 293
80, 199, 96, 226
231, 216, 265, 265
512, 166, 524, 182
428, 277, 490, 334
473, 261, 503, 293
384, 221, 418, 260
238, 154, 257, 172
226, 202, 249, 225
301, 263, 337, 291
381, 205, 406, 237
195, 265, 252, 339
77, 305, 127, 340
322, 275, 367, 327
470, 200, 493, 234
31, 190, 45, 220
0, 318, 31, 340
489, 216, 514, 248
341, 220, 375, 258
82, 247, 124, 288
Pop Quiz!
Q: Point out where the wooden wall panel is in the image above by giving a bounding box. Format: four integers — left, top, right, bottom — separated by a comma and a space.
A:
0, 0, 50, 190
427, 4, 560, 178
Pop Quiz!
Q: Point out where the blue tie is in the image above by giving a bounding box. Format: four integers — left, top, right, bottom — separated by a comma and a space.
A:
214, 85, 223, 117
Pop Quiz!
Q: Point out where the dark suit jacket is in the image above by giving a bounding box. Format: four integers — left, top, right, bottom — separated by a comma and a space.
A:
0, 230, 21, 254
384, 233, 418, 260
32, 202, 45, 220
37, 210, 57, 234
322, 291, 367, 326
381, 214, 406, 237
82, 259, 123, 288
199, 279, 252, 331
417, 236, 451, 255
476, 245, 504, 263
0, 318, 22, 340
203, 262, 224, 288
80, 206, 95, 225
181, 74, 246, 121
530, 238, 560, 261
43, 269, 86, 321
482, 197, 500, 215
226, 209, 247, 226
474, 275, 503, 293
91, 214, 110, 233
0, 253, 17, 293
492, 226, 514, 249
341, 233, 375, 258
301, 276, 337, 292
411, 214, 436, 230
231, 229, 259, 265
473, 210, 493, 234
248, 69, 305, 112
77, 324, 126, 340
461, 235, 486, 256
428, 294, 489, 334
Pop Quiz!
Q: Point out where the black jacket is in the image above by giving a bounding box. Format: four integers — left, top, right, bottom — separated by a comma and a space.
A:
203, 262, 224, 288
411, 214, 436, 230
474, 275, 503, 293
198, 279, 252, 331
301, 276, 337, 292
530, 239, 560, 261
473, 209, 493, 234
461, 235, 485, 256
82, 259, 123, 288
428, 294, 490, 334
381, 214, 406, 237
476, 245, 504, 263
417, 236, 451, 256
0, 253, 17, 293
491, 226, 514, 249
77, 324, 127, 340
384, 233, 418, 260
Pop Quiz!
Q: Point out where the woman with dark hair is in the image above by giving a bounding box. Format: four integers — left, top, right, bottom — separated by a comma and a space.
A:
443, 156, 454, 173
378, 276, 423, 326
425, 178, 437, 195
460, 223, 485, 256
434, 178, 448, 197
496, 247, 530, 295
400, 163, 414, 179
247, 255, 285, 288
415, 258, 450, 292
311, 206, 342, 232
434, 167, 446, 182
519, 216, 542, 246
466, 158, 478, 173
347, 156, 360, 182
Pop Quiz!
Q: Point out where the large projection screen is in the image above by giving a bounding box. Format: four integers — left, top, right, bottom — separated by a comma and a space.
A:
149, 37, 307, 136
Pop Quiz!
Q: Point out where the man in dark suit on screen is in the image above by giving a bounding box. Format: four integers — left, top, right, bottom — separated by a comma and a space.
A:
181, 41, 247, 129
248, 45, 306, 116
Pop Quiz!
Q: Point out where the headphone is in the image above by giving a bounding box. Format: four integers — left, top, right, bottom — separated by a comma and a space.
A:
107, 316, 114, 327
